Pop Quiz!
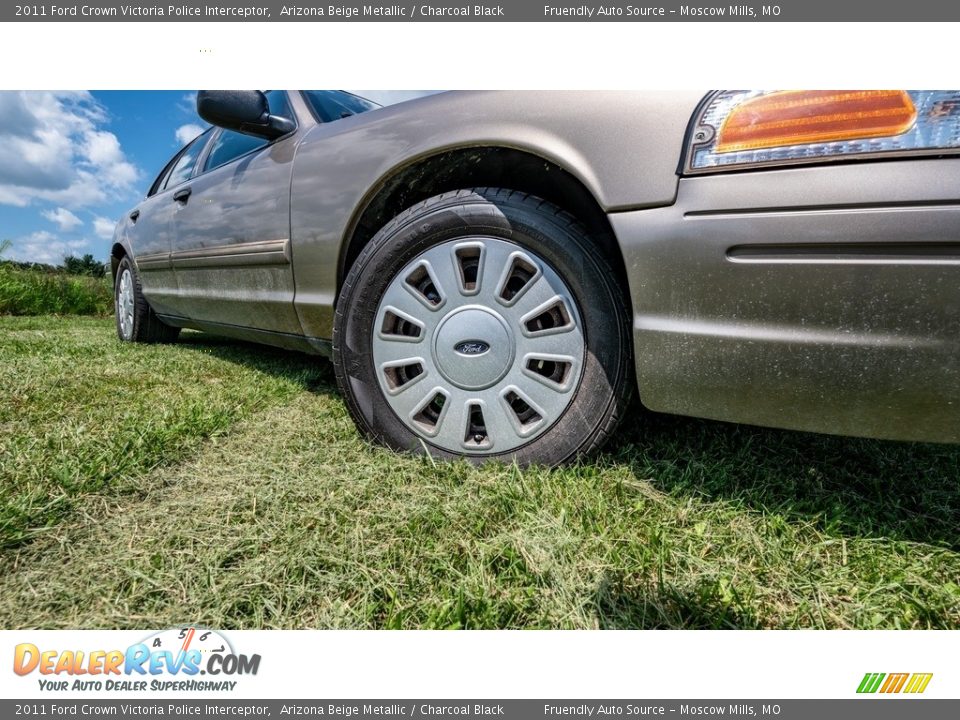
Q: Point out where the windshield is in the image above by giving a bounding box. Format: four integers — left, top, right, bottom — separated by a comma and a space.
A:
302, 91, 381, 123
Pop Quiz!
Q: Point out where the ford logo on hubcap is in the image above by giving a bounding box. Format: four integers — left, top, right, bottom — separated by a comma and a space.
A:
455, 340, 490, 356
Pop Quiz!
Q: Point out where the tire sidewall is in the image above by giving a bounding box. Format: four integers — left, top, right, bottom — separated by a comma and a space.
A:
335, 191, 630, 465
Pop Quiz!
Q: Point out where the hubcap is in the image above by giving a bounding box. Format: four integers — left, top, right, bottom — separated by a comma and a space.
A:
433, 306, 514, 390
372, 237, 585, 454
117, 268, 134, 340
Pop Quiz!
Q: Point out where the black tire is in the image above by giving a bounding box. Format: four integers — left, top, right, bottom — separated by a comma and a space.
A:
333, 188, 633, 466
114, 255, 181, 344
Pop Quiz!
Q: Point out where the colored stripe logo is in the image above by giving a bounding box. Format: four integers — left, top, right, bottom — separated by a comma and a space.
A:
857, 672, 933, 694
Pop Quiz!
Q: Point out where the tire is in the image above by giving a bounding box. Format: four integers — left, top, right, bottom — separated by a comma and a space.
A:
333, 188, 633, 466
114, 255, 181, 344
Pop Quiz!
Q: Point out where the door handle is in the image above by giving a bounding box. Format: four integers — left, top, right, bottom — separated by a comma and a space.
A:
173, 187, 192, 204
128, 209, 140, 223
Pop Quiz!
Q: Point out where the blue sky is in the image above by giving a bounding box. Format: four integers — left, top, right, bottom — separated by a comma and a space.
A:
0, 90, 434, 265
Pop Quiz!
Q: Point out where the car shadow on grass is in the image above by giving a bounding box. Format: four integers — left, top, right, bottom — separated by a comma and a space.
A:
601, 406, 960, 551
176, 330, 339, 395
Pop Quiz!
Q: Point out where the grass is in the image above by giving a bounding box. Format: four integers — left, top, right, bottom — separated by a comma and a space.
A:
0, 316, 312, 547
0, 265, 113, 316
0, 315, 958, 629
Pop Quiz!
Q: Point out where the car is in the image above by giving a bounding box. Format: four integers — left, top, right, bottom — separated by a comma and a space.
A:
111, 89, 960, 464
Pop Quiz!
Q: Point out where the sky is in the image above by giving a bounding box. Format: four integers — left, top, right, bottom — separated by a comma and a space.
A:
0, 90, 435, 265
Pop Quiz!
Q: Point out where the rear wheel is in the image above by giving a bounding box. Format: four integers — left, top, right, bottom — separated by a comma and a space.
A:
333, 188, 632, 466
114, 255, 180, 344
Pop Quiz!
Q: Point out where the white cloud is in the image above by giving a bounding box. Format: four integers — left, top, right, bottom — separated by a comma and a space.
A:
92, 216, 116, 241
0, 91, 141, 209
4, 230, 89, 265
42, 207, 83, 232
178, 92, 197, 115
175, 123, 205, 146
83, 130, 124, 165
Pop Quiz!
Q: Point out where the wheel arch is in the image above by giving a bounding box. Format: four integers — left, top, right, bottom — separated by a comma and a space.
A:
336, 145, 630, 308
109, 242, 127, 281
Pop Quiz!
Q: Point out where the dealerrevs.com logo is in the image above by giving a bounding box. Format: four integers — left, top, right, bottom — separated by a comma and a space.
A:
857, 672, 933, 694
13, 628, 260, 692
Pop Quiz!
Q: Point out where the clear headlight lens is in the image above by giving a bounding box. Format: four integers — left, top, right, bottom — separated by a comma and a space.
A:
688, 90, 960, 172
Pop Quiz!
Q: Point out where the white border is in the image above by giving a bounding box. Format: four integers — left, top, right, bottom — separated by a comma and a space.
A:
2, 630, 955, 699
0, 22, 958, 89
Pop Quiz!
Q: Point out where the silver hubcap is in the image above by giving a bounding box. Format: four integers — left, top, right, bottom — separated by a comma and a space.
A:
372, 237, 585, 454
117, 268, 134, 340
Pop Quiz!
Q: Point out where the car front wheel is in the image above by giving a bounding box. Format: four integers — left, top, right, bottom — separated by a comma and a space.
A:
334, 189, 633, 466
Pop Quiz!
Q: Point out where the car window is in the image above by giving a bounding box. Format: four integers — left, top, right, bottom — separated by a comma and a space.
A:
163, 129, 211, 190
203, 90, 293, 172
147, 157, 176, 197
303, 90, 380, 123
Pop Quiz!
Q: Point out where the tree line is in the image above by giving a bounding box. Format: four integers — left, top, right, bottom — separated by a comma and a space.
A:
0, 240, 106, 278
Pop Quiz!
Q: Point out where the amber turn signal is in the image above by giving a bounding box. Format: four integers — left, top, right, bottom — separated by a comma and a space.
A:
715, 90, 917, 153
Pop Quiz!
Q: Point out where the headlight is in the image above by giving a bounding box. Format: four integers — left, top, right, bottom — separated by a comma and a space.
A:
686, 90, 960, 172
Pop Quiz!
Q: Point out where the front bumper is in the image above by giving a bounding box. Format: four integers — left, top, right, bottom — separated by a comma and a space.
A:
609, 158, 960, 444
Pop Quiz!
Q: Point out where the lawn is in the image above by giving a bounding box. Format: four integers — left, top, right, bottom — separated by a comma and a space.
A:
1, 315, 958, 629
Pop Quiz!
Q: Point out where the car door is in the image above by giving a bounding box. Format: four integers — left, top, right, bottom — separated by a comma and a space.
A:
125, 130, 213, 317
165, 90, 303, 335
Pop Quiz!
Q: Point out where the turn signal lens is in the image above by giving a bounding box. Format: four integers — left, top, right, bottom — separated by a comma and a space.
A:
716, 90, 917, 153
687, 90, 960, 172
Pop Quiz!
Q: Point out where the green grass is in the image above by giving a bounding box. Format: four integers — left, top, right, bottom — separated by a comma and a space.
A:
0, 316, 313, 547
0, 265, 113, 316
0, 316, 958, 629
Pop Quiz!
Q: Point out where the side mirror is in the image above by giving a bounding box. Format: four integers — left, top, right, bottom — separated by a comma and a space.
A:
196, 90, 295, 140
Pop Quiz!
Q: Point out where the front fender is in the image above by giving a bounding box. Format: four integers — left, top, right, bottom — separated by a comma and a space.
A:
289, 90, 703, 338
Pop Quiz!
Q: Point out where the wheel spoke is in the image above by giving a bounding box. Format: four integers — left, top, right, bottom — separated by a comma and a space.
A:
510, 373, 570, 422
376, 337, 429, 364
503, 275, 558, 326
371, 236, 585, 456
393, 384, 444, 424
448, 241, 486, 297
497, 385, 547, 440
379, 356, 430, 396
379, 279, 442, 330
401, 259, 448, 311
517, 328, 581, 358
521, 353, 580, 393
474, 241, 516, 303
430, 394, 470, 450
